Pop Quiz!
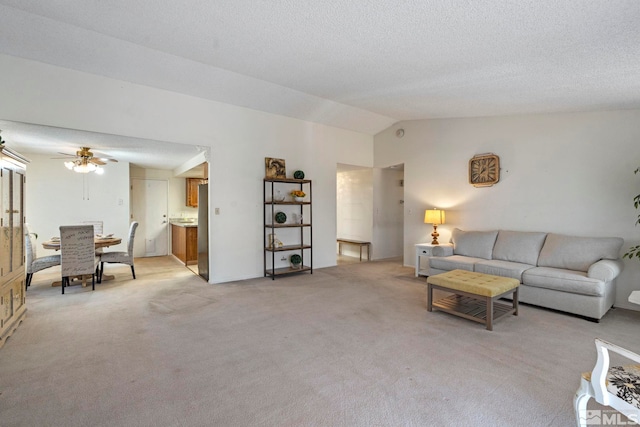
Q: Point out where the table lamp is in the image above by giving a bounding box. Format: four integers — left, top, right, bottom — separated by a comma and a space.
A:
424, 209, 445, 245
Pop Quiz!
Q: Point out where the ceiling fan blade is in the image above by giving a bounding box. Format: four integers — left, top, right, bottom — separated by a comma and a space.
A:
55, 152, 76, 157
89, 158, 106, 165
93, 157, 118, 163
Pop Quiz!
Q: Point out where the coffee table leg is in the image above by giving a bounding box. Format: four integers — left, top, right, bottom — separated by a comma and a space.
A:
427, 284, 433, 312
486, 297, 493, 331
513, 288, 519, 316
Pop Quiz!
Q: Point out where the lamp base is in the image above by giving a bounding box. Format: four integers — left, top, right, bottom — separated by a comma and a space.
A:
431, 225, 440, 245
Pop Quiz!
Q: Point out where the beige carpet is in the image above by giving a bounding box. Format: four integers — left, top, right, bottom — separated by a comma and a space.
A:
0, 256, 638, 426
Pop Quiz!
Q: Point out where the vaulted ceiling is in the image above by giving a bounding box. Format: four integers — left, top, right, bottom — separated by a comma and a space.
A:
1, 1, 639, 140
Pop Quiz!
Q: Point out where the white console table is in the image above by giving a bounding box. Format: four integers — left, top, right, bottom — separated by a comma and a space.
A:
415, 243, 453, 277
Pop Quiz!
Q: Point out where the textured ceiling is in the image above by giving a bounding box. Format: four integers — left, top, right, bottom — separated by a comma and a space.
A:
0, 120, 202, 171
1, 0, 640, 138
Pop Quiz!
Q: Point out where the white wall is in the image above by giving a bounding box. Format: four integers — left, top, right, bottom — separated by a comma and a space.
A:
374, 111, 640, 310
25, 154, 131, 256
0, 54, 374, 283
337, 169, 373, 258
372, 168, 404, 260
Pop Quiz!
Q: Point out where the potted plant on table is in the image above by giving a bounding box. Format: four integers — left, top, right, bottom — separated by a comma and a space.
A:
291, 190, 306, 202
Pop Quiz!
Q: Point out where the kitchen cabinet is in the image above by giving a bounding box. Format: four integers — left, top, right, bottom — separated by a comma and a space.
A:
171, 223, 198, 265
186, 178, 206, 207
0, 146, 28, 349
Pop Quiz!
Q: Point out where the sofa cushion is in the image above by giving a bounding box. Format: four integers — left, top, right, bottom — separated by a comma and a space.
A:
430, 255, 482, 272
474, 259, 535, 282
492, 230, 547, 265
451, 228, 498, 260
522, 267, 606, 297
537, 234, 624, 272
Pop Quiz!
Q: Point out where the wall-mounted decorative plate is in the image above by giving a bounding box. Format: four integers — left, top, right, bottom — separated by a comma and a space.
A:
469, 154, 500, 187
274, 212, 287, 224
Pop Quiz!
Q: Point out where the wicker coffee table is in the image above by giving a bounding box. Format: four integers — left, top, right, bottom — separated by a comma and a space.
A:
426, 269, 519, 331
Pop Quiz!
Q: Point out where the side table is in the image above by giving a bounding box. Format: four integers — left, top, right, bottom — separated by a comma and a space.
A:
415, 243, 453, 277
629, 291, 640, 305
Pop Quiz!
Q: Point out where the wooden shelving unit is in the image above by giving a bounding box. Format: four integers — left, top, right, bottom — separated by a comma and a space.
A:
264, 178, 312, 279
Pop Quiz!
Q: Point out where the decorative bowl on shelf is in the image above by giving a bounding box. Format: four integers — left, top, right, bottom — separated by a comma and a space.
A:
274, 212, 287, 224
273, 190, 285, 202
290, 190, 305, 202
293, 170, 305, 180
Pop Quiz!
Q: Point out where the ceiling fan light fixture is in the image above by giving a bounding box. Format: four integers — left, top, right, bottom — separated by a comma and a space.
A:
60, 146, 115, 174
70, 160, 97, 173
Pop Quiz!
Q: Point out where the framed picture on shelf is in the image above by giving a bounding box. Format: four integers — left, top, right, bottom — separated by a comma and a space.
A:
265, 157, 286, 179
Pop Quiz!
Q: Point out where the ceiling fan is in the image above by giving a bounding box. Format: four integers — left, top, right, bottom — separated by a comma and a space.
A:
54, 146, 118, 174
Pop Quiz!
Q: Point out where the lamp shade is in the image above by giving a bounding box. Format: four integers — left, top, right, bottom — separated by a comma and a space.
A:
424, 209, 445, 225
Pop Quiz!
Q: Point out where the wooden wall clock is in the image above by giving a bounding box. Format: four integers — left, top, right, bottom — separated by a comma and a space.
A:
469, 154, 500, 187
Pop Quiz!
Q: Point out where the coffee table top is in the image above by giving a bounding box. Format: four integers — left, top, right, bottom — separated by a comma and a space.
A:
427, 269, 519, 297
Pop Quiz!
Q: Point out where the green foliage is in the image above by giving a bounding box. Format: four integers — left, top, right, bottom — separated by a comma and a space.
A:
624, 245, 640, 260
623, 167, 640, 260
635, 168, 640, 226
290, 254, 302, 265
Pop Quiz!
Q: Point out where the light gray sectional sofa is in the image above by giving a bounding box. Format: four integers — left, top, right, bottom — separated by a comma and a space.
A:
428, 229, 624, 321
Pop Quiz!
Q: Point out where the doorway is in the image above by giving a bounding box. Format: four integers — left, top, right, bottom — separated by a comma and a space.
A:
131, 178, 169, 257
336, 164, 373, 263
372, 164, 404, 261
336, 163, 404, 264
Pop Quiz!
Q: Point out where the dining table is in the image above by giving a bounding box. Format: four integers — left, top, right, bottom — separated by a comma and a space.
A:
41, 236, 122, 287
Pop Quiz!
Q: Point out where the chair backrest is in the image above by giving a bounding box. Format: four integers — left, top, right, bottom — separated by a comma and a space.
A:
127, 222, 139, 255
82, 221, 104, 236
24, 223, 36, 269
60, 225, 97, 276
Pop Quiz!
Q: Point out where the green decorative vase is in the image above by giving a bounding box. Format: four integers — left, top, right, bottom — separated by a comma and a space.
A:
290, 253, 302, 269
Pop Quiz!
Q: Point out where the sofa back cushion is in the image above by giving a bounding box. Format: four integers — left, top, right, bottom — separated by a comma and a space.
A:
537, 233, 623, 272
451, 228, 498, 260
492, 230, 548, 265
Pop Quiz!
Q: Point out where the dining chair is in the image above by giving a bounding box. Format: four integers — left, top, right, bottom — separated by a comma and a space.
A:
59, 225, 101, 294
81, 220, 104, 236
100, 221, 139, 281
24, 224, 61, 290
82, 220, 105, 255
575, 338, 640, 426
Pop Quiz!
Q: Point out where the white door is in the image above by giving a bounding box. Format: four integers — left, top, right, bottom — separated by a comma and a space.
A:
131, 178, 168, 257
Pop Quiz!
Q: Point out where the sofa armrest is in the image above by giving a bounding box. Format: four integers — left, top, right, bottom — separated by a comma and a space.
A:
587, 259, 624, 282
431, 245, 454, 257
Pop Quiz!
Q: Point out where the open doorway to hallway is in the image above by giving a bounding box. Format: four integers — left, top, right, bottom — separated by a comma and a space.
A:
336, 163, 404, 265
372, 164, 404, 263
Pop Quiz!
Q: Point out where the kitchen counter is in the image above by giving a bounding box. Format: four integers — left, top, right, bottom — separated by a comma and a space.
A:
170, 221, 197, 228
169, 217, 198, 227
